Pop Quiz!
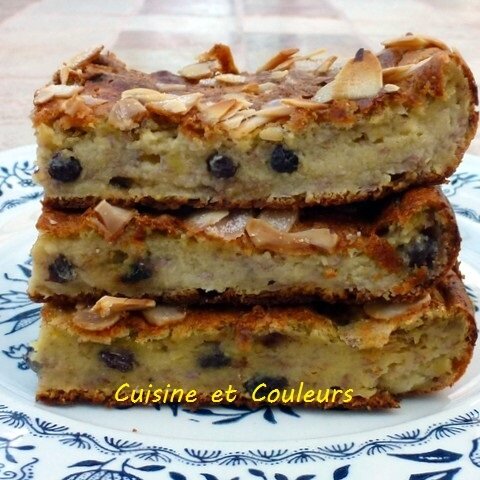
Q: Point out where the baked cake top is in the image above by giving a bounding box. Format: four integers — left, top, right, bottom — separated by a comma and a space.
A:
32, 34, 478, 140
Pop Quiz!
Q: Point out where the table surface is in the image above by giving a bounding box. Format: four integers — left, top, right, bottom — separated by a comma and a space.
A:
1, 0, 479, 154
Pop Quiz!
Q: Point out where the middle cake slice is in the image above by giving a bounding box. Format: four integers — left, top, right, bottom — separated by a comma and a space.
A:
29, 186, 459, 305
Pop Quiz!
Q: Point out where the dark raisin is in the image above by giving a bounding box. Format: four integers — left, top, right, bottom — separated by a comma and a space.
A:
207, 153, 238, 179
270, 145, 299, 173
109, 176, 133, 189
244, 375, 288, 395
48, 255, 76, 283
121, 260, 153, 283
354, 48, 365, 62
198, 342, 231, 369
99, 348, 136, 372
401, 228, 438, 269
48, 152, 82, 182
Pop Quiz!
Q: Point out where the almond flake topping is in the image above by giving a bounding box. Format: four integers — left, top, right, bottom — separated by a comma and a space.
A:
91, 296, 156, 317
281, 98, 327, 110
258, 48, 299, 72
108, 97, 147, 130
94, 200, 135, 239
72, 309, 121, 332
199, 99, 238, 124
179, 61, 218, 80
382, 56, 432, 83
143, 305, 187, 326
363, 293, 431, 320
246, 218, 338, 254
80, 94, 108, 106
270, 70, 289, 80
64, 45, 104, 70
229, 115, 270, 138
155, 83, 187, 92
382, 34, 449, 51
34, 84, 84, 105
121, 88, 173, 103
146, 93, 203, 115
313, 49, 383, 103
383, 84, 400, 93
257, 210, 298, 232
256, 105, 294, 118
215, 73, 247, 84
72, 295, 155, 332
259, 125, 284, 141
205, 211, 252, 240
185, 210, 230, 232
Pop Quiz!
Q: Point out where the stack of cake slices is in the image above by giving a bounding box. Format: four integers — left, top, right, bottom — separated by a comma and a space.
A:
28, 33, 478, 409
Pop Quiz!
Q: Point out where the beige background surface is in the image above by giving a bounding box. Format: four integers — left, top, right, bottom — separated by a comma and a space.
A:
0, 0, 478, 154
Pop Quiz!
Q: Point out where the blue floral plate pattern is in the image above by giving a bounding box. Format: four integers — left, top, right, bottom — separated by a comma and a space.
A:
0, 145, 479, 480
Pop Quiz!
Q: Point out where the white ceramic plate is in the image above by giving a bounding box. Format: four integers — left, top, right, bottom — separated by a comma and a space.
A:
0, 145, 479, 480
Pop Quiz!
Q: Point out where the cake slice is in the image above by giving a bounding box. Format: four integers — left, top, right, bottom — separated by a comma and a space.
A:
28, 187, 459, 305
32, 34, 477, 210
30, 270, 476, 409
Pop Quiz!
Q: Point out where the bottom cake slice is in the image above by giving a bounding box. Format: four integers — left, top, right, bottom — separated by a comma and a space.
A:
30, 271, 476, 409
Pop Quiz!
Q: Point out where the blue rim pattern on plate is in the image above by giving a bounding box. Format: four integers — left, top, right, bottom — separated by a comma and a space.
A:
0, 145, 479, 479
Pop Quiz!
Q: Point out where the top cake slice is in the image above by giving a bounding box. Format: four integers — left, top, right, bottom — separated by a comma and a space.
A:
32, 34, 478, 210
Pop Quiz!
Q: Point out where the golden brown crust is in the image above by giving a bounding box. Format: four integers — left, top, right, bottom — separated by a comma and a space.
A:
32, 187, 460, 306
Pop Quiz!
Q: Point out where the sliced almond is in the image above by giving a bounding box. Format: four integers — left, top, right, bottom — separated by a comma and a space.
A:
185, 210, 230, 232
198, 78, 217, 87
179, 61, 216, 80
198, 44, 238, 74
121, 88, 173, 104
61, 95, 93, 119
222, 93, 252, 107
72, 309, 121, 332
230, 115, 270, 138
258, 82, 276, 92
272, 58, 295, 71
256, 105, 294, 118
143, 305, 187, 326
59, 66, 72, 85
91, 296, 156, 318
215, 73, 247, 84
34, 84, 84, 105
64, 45, 104, 70
257, 210, 298, 232
382, 34, 449, 51
259, 125, 284, 141
108, 97, 147, 130
313, 49, 382, 103
363, 293, 431, 320
199, 99, 238, 124
94, 200, 135, 239
246, 218, 338, 254
146, 93, 203, 115
302, 47, 327, 60
221, 109, 257, 130
281, 98, 327, 110
80, 94, 108, 106
205, 211, 252, 240
383, 84, 400, 93
315, 55, 337, 74
382, 56, 432, 83
155, 83, 187, 92
258, 48, 299, 72
270, 70, 289, 80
